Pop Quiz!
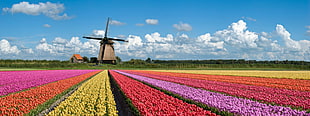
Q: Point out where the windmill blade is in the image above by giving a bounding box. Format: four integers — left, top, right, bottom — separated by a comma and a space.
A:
104, 17, 110, 38
83, 36, 103, 40
108, 38, 128, 42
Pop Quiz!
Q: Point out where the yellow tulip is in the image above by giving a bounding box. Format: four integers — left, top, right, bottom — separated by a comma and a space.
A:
151, 70, 310, 79
47, 70, 118, 115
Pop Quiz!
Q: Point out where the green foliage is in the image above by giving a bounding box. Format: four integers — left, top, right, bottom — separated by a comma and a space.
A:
123, 59, 147, 65
108, 71, 140, 116
90, 57, 97, 63
82, 56, 89, 63
124, 72, 234, 116
0, 59, 89, 69
0, 59, 309, 70
145, 57, 152, 63
25, 72, 98, 116
115, 56, 122, 64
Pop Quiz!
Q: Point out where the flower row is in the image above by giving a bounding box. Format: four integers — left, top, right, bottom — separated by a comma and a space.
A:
154, 70, 310, 80
47, 70, 117, 115
122, 70, 310, 110
0, 70, 98, 96
114, 70, 310, 116
134, 70, 310, 91
0, 71, 100, 115
109, 70, 216, 116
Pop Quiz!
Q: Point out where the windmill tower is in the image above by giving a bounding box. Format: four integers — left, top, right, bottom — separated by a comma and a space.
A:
83, 18, 128, 64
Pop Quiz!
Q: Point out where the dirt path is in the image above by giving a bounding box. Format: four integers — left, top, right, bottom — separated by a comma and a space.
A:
109, 73, 135, 116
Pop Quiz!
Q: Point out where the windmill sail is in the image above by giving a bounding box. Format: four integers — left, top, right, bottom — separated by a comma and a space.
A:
83, 18, 128, 64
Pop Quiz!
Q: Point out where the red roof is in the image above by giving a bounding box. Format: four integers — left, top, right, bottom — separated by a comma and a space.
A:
73, 54, 83, 60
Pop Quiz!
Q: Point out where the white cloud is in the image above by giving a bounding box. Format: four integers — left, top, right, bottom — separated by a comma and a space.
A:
260, 32, 272, 38
241, 16, 256, 21
110, 20, 126, 25
114, 35, 145, 58
173, 22, 192, 31
36, 38, 54, 53
197, 33, 225, 50
3, 1, 72, 20
53, 37, 67, 44
145, 32, 173, 43
274, 24, 310, 60
43, 24, 51, 28
27, 21, 310, 61
23, 48, 34, 54
0, 39, 20, 54
1, 20, 309, 61
117, 35, 126, 38
35, 37, 100, 60
145, 19, 158, 25
276, 24, 301, 50
306, 26, 310, 36
91, 30, 105, 37
214, 20, 258, 49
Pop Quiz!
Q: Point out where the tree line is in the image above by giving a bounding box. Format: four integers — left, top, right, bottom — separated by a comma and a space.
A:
0, 58, 309, 70
150, 59, 310, 65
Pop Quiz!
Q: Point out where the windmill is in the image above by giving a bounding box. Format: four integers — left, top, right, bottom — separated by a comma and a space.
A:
83, 18, 128, 64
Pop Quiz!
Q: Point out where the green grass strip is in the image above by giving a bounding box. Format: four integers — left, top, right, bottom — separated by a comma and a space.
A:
117, 71, 234, 116
108, 71, 140, 116
24, 71, 101, 116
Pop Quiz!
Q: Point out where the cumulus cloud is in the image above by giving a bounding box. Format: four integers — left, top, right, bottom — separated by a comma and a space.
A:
2, 1, 72, 20
276, 24, 301, 50
173, 22, 192, 31
145, 19, 158, 25
43, 24, 51, 28
113, 32, 201, 59
91, 30, 105, 37
0, 39, 20, 54
35, 36, 100, 60
145, 32, 173, 43
23, 48, 34, 54
110, 20, 126, 25
214, 20, 258, 49
274, 24, 310, 60
197, 33, 225, 50
115, 20, 309, 61
34, 29, 111, 59
1, 20, 309, 61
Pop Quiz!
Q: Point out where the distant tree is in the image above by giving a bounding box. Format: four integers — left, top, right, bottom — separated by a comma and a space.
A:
116, 56, 122, 64
124, 59, 147, 64
145, 57, 152, 63
90, 57, 97, 63
83, 56, 89, 63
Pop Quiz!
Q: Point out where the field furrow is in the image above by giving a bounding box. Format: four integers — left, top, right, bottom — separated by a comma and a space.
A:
0, 70, 100, 115
0, 70, 98, 96
114, 70, 310, 116
133, 70, 310, 91
152, 70, 310, 79
121, 70, 310, 110
47, 70, 117, 115
109, 70, 216, 116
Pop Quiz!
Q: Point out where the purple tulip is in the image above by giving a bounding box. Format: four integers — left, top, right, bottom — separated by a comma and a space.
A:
114, 70, 310, 116
0, 70, 98, 96
120, 70, 310, 109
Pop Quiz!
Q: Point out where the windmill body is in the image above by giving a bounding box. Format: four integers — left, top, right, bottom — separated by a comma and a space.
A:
83, 18, 128, 64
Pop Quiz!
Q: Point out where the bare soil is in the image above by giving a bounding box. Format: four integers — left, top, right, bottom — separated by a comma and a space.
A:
110, 75, 135, 116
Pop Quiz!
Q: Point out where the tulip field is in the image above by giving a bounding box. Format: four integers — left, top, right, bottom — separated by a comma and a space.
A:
0, 69, 309, 116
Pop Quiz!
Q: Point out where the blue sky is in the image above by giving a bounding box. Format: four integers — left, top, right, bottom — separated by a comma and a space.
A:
0, 0, 309, 61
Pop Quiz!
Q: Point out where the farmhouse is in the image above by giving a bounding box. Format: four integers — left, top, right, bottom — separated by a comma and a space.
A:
70, 54, 83, 63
